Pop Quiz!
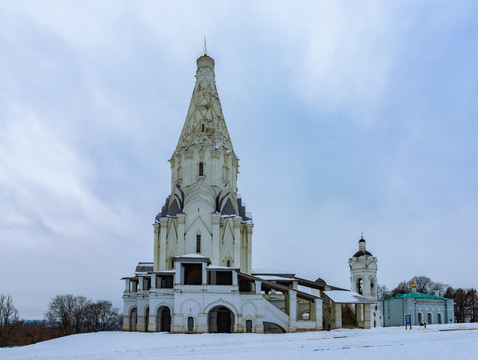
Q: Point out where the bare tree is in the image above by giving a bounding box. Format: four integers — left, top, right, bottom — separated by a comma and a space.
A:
71, 296, 91, 334
0, 294, 20, 346
466, 288, 478, 322
45, 294, 75, 335
86, 300, 120, 332
377, 284, 391, 300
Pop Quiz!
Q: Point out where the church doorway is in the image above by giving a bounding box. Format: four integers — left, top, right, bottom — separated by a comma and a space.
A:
145, 307, 149, 332
130, 307, 137, 331
208, 306, 234, 333
157, 306, 171, 332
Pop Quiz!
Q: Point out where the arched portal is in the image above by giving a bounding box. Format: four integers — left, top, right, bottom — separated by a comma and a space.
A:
437, 313, 442, 324
208, 306, 234, 333
157, 306, 171, 332
130, 307, 137, 331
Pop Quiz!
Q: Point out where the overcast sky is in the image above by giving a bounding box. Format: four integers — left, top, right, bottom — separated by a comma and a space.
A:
1, 1, 478, 319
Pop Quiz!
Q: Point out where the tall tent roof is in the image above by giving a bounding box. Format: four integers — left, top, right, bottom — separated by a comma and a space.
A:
174, 54, 234, 154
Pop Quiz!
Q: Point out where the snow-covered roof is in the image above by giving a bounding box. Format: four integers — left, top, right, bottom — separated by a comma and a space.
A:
256, 275, 294, 282
175, 253, 209, 259
324, 290, 375, 304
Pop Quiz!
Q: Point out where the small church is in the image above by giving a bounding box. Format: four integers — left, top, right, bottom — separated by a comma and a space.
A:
121, 50, 382, 333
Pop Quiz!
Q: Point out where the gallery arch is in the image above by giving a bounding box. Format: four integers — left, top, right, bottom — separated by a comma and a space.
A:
208, 306, 234, 333
130, 307, 137, 332
157, 306, 171, 332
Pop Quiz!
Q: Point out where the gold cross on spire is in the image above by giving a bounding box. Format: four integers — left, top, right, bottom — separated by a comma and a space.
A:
203, 35, 208, 56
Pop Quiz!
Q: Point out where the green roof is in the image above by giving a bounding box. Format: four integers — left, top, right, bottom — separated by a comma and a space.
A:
391, 292, 445, 300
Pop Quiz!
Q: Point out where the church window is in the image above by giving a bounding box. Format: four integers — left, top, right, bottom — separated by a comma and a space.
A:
427, 313, 433, 324
196, 235, 201, 253
417, 312, 422, 324
187, 317, 194, 332
227, 260, 231, 267
201, 123, 205, 132
199, 162, 204, 176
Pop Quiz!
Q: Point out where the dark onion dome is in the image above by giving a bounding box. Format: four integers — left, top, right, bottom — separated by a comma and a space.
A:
353, 250, 373, 257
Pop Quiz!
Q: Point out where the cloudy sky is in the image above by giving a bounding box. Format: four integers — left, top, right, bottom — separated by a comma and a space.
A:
1, 1, 477, 319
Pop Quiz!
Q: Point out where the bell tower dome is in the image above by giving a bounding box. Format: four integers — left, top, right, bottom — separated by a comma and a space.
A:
348, 233, 378, 301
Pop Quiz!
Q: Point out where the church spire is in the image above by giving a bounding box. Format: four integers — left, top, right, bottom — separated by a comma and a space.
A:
174, 52, 234, 154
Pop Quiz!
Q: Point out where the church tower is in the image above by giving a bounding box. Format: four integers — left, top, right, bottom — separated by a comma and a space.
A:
153, 52, 254, 273
349, 233, 378, 301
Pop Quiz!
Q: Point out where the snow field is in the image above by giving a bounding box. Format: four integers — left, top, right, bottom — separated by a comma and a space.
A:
2, 323, 478, 360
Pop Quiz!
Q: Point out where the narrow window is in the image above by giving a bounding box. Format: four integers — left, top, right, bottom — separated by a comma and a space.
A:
188, 317, 194, 332
199, 162, 204, 176
246, 320, 252, 333
227, 260, 230, 267
201, 123, 205, 132
196, 234, 201, 253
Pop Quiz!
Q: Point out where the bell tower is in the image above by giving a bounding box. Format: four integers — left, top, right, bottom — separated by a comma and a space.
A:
348, 233, 378, 301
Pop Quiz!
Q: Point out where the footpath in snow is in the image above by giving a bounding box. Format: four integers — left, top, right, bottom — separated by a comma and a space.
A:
2, 323, 478, 360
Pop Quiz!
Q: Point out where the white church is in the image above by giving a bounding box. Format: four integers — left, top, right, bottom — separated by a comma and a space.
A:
121, 51, 382, 333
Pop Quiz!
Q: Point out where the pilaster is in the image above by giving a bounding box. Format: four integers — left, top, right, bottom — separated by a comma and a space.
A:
177, 214, 186, 257
233, 216, 242, 269
246, 223, 253, 274
153, 223, 160, 271
159, 217, 168, 270
212, 213, 221, 265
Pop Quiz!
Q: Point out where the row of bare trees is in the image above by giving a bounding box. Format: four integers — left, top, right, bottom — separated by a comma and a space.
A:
443, 287, 478, 323
378, 276, 449, 299
45, 294, 120, 336
0, 293, 120, 347
378, 276, 478, 323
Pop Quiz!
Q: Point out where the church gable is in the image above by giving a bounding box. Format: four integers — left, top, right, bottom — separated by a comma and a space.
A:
185, 215, 212, 236
220, 217, 235, 243
167, 218, 178, 242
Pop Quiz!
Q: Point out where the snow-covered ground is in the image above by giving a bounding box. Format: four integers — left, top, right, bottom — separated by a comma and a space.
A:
2, 323, 478, 360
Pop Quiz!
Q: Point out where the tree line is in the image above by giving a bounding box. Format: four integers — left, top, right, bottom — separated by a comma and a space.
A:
378, 276, 478, 323
0, 294, 120, 347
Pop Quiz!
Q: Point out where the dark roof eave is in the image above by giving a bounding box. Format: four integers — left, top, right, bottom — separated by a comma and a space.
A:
238, 272, 318, 301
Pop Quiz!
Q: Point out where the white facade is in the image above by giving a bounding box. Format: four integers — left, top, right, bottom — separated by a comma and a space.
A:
153, 54, 252, 274
122, 52, 378, 333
